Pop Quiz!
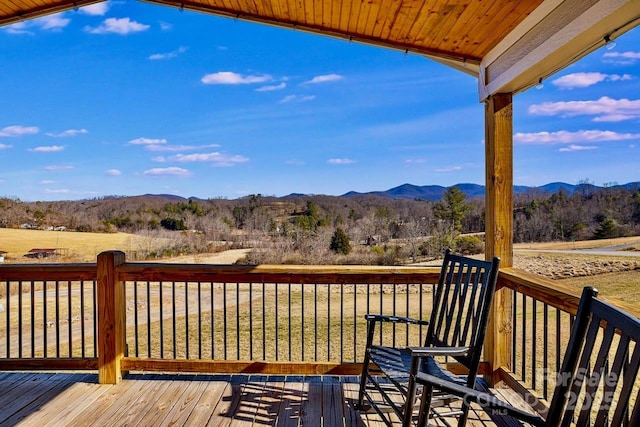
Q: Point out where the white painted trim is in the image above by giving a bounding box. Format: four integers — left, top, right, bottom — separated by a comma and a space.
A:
478, 0, 640, 101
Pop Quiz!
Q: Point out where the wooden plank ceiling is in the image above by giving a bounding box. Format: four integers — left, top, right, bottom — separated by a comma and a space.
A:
0, 0, 542, 65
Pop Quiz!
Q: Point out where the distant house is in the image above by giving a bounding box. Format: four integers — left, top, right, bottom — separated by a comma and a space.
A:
0, 250, 6, 263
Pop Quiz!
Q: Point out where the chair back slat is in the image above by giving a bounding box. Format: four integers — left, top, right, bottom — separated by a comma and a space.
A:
424, 249, 499, 374
545, 286, 640, 426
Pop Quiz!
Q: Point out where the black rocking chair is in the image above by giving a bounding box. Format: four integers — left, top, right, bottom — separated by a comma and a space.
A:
357, 249, 500, 426
416, 285, 640, 426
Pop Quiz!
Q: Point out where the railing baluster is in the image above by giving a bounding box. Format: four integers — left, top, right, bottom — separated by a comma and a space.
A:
262, 282, 266, 360
93, 280, 97, 357
147, 281, 151, 358
521, 293, 526, 382
327, 283, 331, 361
275, 282, 279, 361
249, 282, 253, 360
314, 283, 318, 361
172, 281, 177, 359
406, 283, 410, 347
223, 282, 227, 360
185, 281, 189, 359
18, 282, 22, 358
236, 282, 240, 360
80, 281, 85, 358
159, 281, 164, 358
133, 281, 139, 357
340, 282, 344, 363
198, 282, 202, 360
210, 282, 216, 360
55, 280, 60, 358
301, 283, 305, 361
353, 283, 357, 363
288, 281, 292, 361
31, 281, 36, 358
543, 303, 549, 400
68, 281, 72, 357
532, 299, 537, 390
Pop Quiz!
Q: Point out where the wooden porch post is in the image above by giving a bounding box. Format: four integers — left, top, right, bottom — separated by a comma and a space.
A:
484, 93, 513, 383
97, 250, 126, 384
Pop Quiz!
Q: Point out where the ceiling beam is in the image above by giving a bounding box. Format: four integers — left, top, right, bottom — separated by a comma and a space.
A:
478, 0, 640, 101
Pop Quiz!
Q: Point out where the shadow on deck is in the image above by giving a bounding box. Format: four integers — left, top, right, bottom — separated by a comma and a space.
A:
0, 372, 503, 426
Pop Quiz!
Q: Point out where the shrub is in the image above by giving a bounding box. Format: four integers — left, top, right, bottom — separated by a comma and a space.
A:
454, 235, 484, 255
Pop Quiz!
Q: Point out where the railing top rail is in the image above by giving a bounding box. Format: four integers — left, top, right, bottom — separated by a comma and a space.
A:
116, 263, 442, 284
0, 263, 97, 281
498, 267, 640, 319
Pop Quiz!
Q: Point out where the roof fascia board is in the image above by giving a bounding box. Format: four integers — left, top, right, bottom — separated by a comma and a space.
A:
478, 0, 640, 101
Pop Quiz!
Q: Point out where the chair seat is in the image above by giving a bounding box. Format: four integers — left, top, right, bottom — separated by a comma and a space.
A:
369, 345, 470, 395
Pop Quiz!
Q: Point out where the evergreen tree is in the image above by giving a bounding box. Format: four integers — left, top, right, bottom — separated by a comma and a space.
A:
330, 227, 352, 255
433, 186, 472, 232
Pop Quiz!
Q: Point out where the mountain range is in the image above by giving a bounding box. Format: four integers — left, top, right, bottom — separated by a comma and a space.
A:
341, 181, 640, 201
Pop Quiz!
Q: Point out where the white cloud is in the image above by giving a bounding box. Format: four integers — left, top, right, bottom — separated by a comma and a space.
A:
39, 180, 55, 185
528, 96, 640, 122
0, 144, 11, 150
80, 3, 110, 16
85, 18, 150, 35
144, 167, 191, 177
559, 145, 598, 152
146, 143, 220, 152
44, 188, 71, 194
105, 169, 122, 176
4, 13, 69, 33
159, 21, 173, 31
4, 22, 30, 35
304, 74, 344, 84
149, 46, 187, 60
328, 158, 355, 165
201, 71, 272, 85
435, 166, 462, 173
603, 51, 640, 64
514, 130, 640, 144
29, 145, 65, 152
44, 165, 73, 171
404, 158, 427, 164
35, 14, 71, 31
172, 152, 250, 167
256, 82, 286, 92
129, 137, 168, 145
46, 128, 88, 138
0, 125, 39, 137
552, 72, 632, 89
279, 95, 316, 104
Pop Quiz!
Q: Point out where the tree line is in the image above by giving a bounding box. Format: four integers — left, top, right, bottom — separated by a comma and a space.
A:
0, 182, 638, 264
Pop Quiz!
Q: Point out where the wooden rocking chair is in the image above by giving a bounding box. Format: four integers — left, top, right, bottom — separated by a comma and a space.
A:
416, 286, 640, 426
356, 249, 500, 426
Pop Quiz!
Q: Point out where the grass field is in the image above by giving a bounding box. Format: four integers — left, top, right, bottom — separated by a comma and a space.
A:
0, 228, 148, 262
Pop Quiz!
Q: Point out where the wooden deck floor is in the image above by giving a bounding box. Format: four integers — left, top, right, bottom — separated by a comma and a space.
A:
0, 372, 502, 426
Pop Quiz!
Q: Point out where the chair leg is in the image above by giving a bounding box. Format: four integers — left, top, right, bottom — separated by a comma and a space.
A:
417, 385, 433, 427
356, 320, 376, 410
356, 349, 371, 409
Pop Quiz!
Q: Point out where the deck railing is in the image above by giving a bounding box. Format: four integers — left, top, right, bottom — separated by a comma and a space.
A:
1, 250, 638, 418
1, 251, 442, 382
496, 268, 640, 415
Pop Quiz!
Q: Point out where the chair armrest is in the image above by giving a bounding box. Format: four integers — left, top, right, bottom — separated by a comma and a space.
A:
408, 346, 471, 357
364, 314, 429, 326
415, 372, 546, 427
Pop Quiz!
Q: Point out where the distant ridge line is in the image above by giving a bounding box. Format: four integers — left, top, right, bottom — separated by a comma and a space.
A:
341, 181, 640, 201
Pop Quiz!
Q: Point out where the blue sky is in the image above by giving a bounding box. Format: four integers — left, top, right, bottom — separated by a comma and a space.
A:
1, 2, 639, 201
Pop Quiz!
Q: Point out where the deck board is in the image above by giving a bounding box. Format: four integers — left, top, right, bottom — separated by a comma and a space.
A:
0, 371, 505, 426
